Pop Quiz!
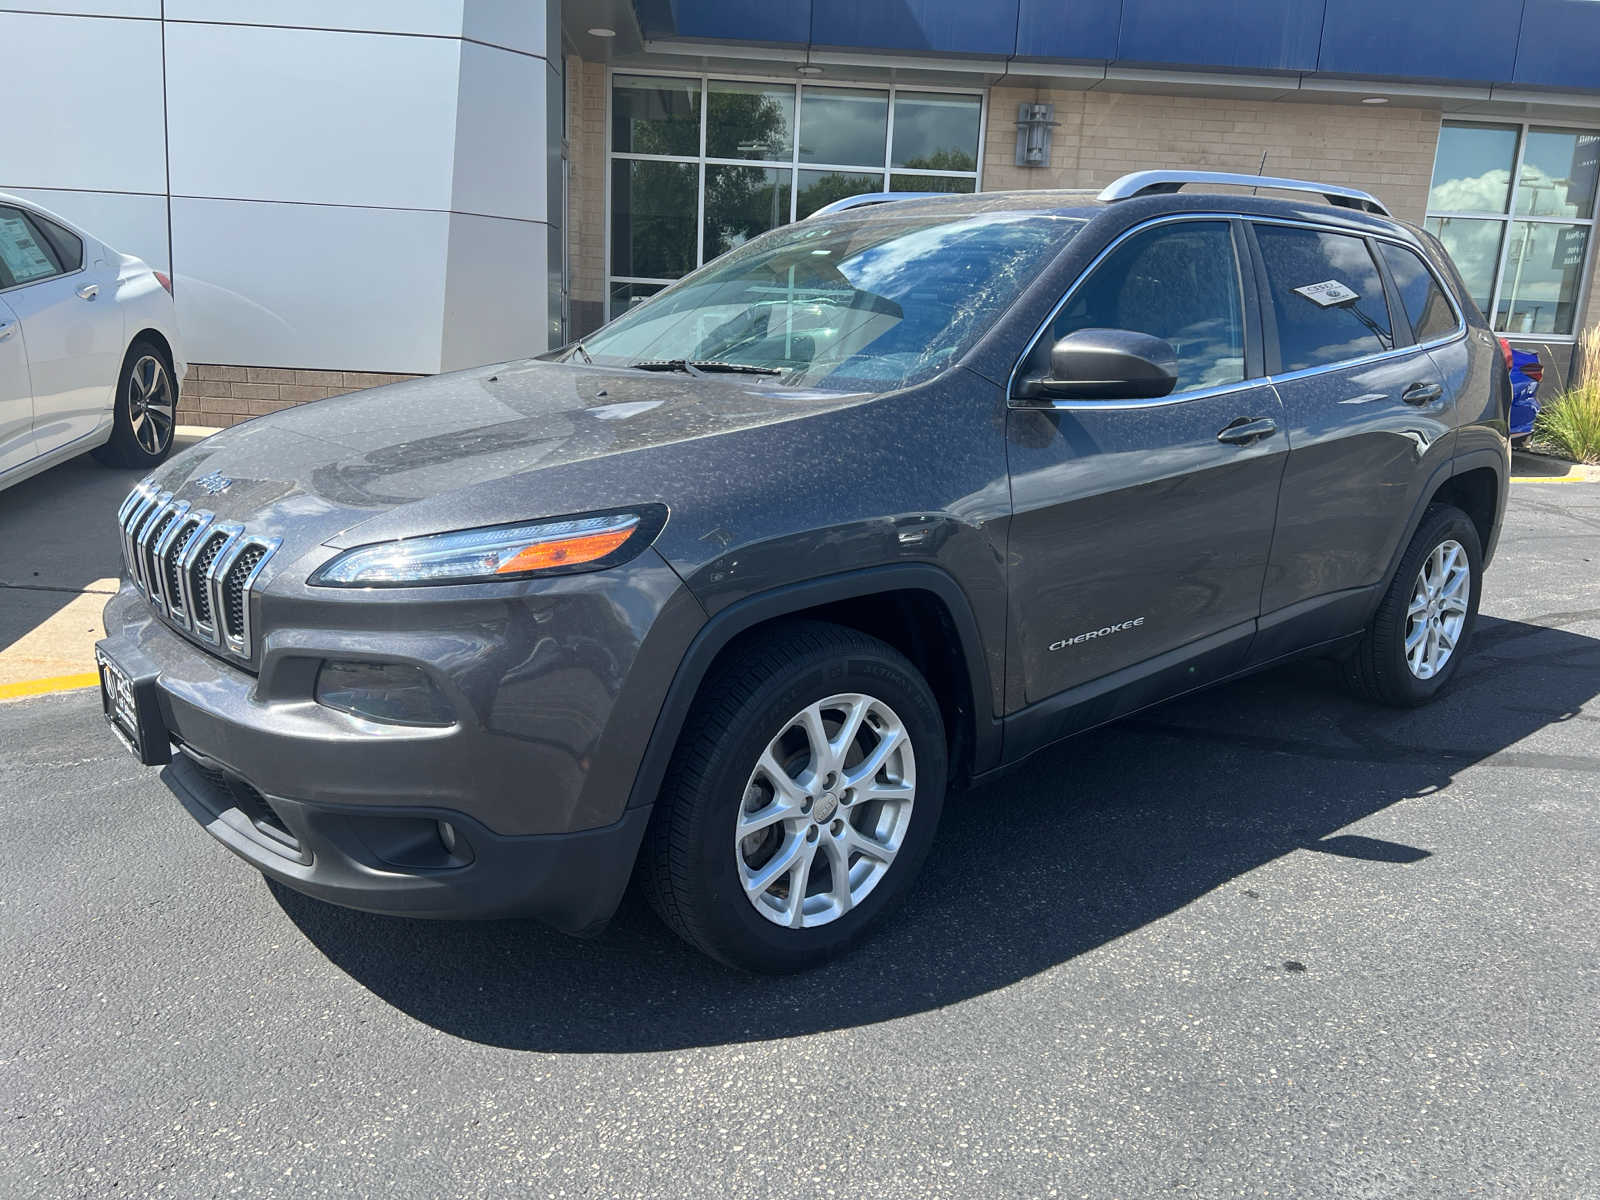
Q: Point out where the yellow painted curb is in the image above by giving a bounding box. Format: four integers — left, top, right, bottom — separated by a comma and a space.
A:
0, 671, 101, 701
1509, 473, 1586, 483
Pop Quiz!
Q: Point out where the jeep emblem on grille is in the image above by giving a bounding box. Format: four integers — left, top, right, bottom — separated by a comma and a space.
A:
195, 471, 232, 495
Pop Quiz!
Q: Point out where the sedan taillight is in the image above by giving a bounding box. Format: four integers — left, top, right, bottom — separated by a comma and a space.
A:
153, 270, 173, 296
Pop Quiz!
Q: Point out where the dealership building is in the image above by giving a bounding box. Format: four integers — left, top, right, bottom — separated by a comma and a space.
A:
4, 0, 1599, 424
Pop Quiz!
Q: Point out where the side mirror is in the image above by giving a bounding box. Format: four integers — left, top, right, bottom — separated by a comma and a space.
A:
1016, 328, 1179, 402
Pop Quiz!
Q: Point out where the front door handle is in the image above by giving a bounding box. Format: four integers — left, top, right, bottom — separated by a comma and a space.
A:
0, 321, 13, 342
1401, 381, 1443, 406
1217, 416, 1278, 446
76, 283, 99, 301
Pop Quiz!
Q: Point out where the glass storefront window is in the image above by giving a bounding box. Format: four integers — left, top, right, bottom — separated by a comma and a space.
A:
891, 174, 977, 195
797, 169, 885, 218
610, 160, 698, 279
607, 76, 984, 319
798, 88, 889, 167
1428, 123, 1518, 214
1495, 222, 1589, 335
1515, 129, 1600, 219
706, 82, 793, 161
891, 92, 981, 172
612, 75, 700, 157
1425, 121, 1598, 337
1424, 216, 1505, 314
704, 165, 792, 259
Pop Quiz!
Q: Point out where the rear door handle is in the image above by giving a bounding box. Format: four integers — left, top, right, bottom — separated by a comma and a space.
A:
1217, 416, 1278, 446
1401, 381, 1443, 406
76, 283, 99, 301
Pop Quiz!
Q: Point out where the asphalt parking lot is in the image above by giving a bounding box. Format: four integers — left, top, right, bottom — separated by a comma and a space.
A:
2, 477, 1597, 1199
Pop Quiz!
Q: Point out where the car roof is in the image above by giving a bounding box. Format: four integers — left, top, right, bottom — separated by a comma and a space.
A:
817, 171, 1411, 238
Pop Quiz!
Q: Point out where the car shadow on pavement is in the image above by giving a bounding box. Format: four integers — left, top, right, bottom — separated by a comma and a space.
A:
271, 611, 1600, 1052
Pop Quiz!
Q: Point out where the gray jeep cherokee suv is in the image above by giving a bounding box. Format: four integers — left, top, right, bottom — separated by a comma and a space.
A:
97, 170, 1509, 972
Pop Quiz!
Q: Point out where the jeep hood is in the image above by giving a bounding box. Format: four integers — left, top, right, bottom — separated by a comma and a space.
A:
148, 359, 865, 557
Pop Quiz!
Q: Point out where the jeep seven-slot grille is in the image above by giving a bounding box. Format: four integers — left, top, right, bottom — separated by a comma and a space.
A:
116, 481, 281, 662
223, 544, 267, 640
187, 531, 227, 627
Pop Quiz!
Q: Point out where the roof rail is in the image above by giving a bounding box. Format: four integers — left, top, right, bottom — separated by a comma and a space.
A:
807, 191, 947, 218
1098, 170, 1390, 217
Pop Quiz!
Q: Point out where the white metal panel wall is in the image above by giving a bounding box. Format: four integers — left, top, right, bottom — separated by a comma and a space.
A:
0, 1, 554, 375
165, 23, 462, 210
451, 41, 548, 222
0, 12, 166, 193
440, 213, 547, 373
0, 1, 158, 16
162, 0, 465, 36
172, 198, 450, 373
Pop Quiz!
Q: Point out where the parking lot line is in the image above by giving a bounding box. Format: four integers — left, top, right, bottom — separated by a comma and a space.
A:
0, 672, 100, 702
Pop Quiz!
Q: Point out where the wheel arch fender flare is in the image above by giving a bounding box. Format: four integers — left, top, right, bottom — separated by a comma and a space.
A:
624, 564, 1002, 812
1369, 446, 1507, 623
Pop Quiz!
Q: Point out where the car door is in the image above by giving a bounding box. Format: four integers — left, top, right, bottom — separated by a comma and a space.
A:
1005, 218, 1288, 711
0, 204, 121, 455
0, 295, 34, 474
1248, 221, 1457, 657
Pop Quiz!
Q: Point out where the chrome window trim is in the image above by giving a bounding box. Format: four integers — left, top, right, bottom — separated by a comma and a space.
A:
1006, 210, 1470, 412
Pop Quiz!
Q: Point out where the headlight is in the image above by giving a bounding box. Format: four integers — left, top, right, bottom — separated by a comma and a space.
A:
309, 507, 662, 587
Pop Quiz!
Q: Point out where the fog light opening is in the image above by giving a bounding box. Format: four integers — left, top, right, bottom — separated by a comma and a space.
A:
315, 659, 454, 726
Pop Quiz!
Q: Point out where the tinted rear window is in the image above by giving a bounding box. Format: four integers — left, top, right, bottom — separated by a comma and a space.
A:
1376, 241, 1458, 343
1255, 225, 1394, 372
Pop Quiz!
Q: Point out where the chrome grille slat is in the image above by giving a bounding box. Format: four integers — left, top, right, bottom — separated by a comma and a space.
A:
115, 484, 279, 663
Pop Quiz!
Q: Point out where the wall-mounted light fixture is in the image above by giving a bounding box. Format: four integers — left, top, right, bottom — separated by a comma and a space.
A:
1015, 103, 1059, 168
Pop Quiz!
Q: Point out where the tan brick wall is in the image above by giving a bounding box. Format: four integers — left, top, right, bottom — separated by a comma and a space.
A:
179, 365, 416, 429
567, 54, 608, 335
984, 89, 1441, 224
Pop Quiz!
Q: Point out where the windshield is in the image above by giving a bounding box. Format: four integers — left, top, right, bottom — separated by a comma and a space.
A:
572, 210, 1085, 391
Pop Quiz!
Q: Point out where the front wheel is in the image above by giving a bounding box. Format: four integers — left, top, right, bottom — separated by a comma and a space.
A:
640, 621, 947, 972
1345, 503, 1483, 706
92, 338, 176, 468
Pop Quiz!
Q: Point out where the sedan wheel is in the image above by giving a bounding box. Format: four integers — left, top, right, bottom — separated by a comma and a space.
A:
128, 355, 175, 457
94, 338, 178, 468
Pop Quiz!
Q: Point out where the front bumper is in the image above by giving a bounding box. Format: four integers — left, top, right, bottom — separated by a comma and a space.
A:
98, 549, 704, 931
162, 749, 650, 931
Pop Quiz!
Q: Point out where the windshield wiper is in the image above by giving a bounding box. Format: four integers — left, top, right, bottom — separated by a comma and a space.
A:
631, 359, 783, 376
572, 342, 594, 365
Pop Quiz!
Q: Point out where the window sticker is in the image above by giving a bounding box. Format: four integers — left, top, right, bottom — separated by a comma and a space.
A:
1293, 279, 1360, 307
0, 213, 56, 284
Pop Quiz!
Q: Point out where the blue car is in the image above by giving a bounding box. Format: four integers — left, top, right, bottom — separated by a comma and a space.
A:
1505, 341, 1543, 441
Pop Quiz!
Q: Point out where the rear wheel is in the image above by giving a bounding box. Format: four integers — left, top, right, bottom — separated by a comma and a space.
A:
640, 621, 946, 972
1345, 503, 1482, 706
93, 338, 176, 468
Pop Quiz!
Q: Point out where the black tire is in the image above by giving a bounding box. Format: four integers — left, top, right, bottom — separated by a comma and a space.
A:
640, 620, 947, 973
1344, 503, 1483, 707
92, 338, 177, 468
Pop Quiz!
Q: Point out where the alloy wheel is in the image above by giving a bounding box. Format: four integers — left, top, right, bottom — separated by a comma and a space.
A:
128, 355, 174, 456
1404, 538, 1469, 680
734, 692, 916, 929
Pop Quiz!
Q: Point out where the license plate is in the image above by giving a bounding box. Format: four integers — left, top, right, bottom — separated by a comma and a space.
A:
96, 645, 170, 765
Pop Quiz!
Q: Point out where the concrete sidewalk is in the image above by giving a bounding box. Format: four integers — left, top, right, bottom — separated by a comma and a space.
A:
0, 430, 215, 694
